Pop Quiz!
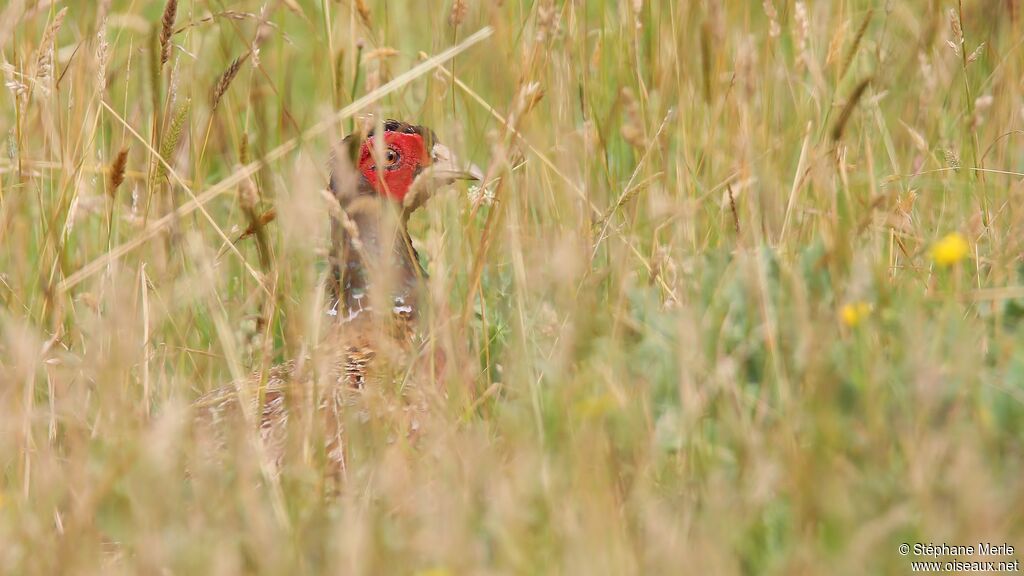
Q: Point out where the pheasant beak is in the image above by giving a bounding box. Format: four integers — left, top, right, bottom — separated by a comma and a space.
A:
429, 143, 483, 183
402, 142, 482, 211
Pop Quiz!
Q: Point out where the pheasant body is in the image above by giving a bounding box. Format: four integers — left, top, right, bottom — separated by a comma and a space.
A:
194, 120, 476, 473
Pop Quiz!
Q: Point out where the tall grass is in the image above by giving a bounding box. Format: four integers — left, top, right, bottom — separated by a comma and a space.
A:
2, 1, 1023, 574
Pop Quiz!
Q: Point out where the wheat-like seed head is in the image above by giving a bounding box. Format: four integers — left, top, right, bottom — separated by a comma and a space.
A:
211, 53, 249, 111
839, 8, 872, 79
95, 19, 109, 95
763, 0, 781, 38
159, 0, 178, 68
109, 147, 129, 196
793, 1, 810, 72
157, 98, 190, 181
355, 0, 371, 27
33, 7, 67, 95
450, 0, 467, 27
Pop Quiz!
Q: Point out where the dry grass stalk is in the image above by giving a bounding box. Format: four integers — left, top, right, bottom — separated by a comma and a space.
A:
364, 68, 382, 93
211, 52, 250, 111
279, 0, 303, 14
159, 0, 178, 68
252, 5, 273, 67
182, 10, 257, 29
363, 47, 399, 62
631, 0, 643, 30
0, 0, 28, 52
96, 0, 112, 25
333, 50, 346, 105
149, 30, 162, 117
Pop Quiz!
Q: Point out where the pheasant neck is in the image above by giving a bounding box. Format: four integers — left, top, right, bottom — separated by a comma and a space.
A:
329, 198, 424, 322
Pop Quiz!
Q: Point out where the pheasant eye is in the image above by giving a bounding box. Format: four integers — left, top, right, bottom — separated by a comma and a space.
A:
385, 148, 400, 167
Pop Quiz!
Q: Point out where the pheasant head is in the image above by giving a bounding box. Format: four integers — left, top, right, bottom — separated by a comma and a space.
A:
334, 119, 480, 210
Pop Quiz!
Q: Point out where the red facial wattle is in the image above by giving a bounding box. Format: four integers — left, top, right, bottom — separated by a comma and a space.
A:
357, 132, 428, 202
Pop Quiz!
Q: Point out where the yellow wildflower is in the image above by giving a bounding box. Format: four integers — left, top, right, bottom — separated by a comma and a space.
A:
840, 302, 872, 327
931, 232, 969, 267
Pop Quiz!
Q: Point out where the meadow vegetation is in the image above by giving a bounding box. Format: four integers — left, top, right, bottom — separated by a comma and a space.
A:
1, 0, 1023, 573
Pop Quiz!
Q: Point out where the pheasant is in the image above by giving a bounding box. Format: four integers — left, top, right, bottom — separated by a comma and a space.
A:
195, 119, 479, 474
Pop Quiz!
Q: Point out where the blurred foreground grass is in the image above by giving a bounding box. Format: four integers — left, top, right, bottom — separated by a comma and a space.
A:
1, 1, 1024, 574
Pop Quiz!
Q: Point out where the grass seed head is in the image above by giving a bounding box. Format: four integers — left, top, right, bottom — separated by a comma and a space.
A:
159, 0, 178, 68
793, 1, 810, 71
33, 7, 68, 94
763, 0, 781, 38
95, 20, 109, 95
1, 61, 27, 101
237, 169, 258, 211
449, 0, 467, 27
211, 53, 249, 111
620, 88, 645, 148
108, 147, 129, 195
157, 98, 191, 180
831, 77, 871, 141
355, 0, 372, 27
